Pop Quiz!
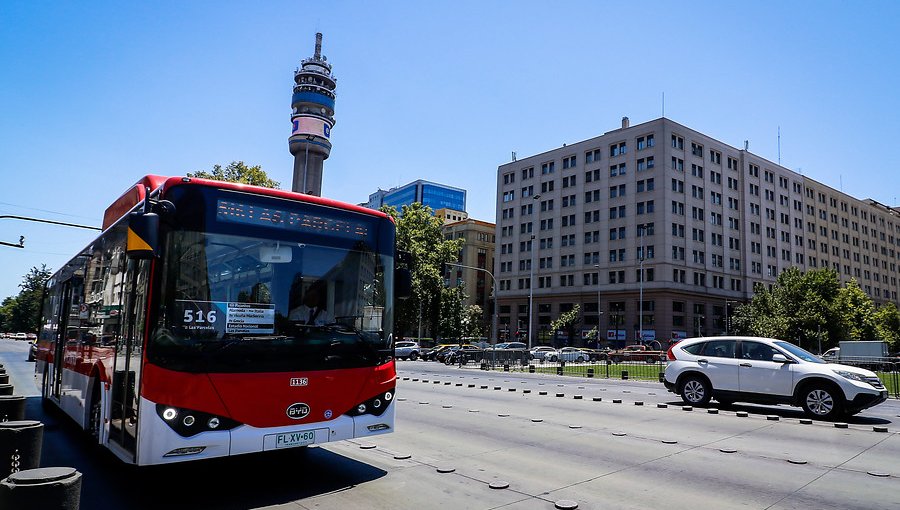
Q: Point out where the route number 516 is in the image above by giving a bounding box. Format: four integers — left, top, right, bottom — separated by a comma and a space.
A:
183, 309, 218, 323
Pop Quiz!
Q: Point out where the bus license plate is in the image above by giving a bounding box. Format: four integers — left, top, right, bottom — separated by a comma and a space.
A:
274, 429, 318, 449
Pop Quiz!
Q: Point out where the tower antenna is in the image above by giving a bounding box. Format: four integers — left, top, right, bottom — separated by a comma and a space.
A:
289, 32, 337, 196
777, 126, 781, 165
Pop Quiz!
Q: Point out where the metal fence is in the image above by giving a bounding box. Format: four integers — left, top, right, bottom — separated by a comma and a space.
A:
466, 351, 900, 398
474, 350, 667, 383
830, 359, 900, 398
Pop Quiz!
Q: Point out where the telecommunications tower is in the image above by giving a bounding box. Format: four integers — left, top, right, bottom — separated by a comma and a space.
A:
289, 32, 336, 196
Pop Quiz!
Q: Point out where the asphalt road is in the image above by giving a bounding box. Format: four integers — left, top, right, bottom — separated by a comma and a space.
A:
2, 340, 899, 510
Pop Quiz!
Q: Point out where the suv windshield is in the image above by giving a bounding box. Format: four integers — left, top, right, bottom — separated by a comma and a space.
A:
774, 341, 825, 363
149, 186, 395, 373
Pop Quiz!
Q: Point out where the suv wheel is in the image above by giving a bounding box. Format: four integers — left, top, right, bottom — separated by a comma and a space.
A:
800, 384, 842, 420
409, 351, 418, 361
680, 375, 711, 406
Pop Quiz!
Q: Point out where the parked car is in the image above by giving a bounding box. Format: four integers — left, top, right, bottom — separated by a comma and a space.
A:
664, 336, 888, 419
395, 341, 421, 360
490, 342, 527, 350
422, 344, 456, 361
435, 345, 468, 364
13, 332, 27, 340
578, 347, 609, 361
608, 344, 666, 363
546, 346, 588, 363
821, 347, 840, 362
444, 345, 484, 365
529, 346, 556, 361
28, 338, 38, 362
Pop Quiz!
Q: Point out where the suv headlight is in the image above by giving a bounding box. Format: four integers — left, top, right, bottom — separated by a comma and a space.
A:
833, 370, 869, 383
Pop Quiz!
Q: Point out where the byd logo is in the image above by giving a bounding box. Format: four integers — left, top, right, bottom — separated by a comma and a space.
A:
286, 403, 311, 420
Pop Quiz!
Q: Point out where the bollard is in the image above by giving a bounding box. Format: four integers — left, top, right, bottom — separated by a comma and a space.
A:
658, 372, 665, 383
0, 467, 82, 510
0, 396, 26, 422
587, 368, 594, 378
0, 421, 43, 480
556, 366, 563, 376
528, 365, 535, 373
0, 385, 12, 397
621, 370, 629, 380
0, 374, 8, 385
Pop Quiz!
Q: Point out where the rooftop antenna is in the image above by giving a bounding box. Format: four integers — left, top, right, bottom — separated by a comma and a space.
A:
840, 174, 843, 192
777, 126, 781, 165
512, 151, 517, 162
661, 92, 665, 118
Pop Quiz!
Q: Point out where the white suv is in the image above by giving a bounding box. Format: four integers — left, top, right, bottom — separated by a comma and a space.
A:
664, 336, 888, 419
395, 341, 420, 361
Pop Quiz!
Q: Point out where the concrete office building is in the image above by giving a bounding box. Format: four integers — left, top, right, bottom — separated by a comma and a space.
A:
435, 208, 469, 225
495, 117, 900, 348
443, 219, 497, 333
363, 180, 466, 213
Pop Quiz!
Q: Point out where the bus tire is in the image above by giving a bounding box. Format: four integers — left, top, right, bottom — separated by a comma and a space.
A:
89, 382, 102, 442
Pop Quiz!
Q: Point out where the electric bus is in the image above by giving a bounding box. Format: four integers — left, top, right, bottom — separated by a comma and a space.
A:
35, 175, 408, 465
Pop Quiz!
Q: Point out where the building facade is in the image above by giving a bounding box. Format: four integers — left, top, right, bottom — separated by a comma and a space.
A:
363, 180, 466, 213
495, 117, 900, 348
443, 219, 497, 335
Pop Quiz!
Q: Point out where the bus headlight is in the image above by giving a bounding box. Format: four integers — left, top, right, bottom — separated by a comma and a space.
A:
155, 404, 240, 437
346, 388, 395, 417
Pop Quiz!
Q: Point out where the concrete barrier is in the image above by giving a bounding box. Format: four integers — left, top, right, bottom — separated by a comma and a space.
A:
0, 421, 43, 480
0, 467, 82, 510
0, 395, 26, 422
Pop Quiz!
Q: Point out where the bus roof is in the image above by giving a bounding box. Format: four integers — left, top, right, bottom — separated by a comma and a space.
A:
102, 175, 390, 230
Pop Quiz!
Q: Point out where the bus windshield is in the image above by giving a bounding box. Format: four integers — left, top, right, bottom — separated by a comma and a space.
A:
149, 199, 394, 373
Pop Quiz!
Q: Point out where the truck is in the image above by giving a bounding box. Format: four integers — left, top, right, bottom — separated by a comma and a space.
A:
822, 341, 889, 362
608, 344, 666, 364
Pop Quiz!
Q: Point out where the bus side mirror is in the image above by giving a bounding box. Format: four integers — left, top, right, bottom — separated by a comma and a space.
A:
126, 211, 159, 259
396, 268, 412, 300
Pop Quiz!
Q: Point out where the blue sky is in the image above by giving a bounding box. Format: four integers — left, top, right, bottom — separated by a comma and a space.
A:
1, 1, 899, 300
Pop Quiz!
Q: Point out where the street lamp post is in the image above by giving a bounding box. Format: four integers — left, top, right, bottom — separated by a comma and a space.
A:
594, 264, 602, 348
528, 193, 541, 349
638, 224, 645, 345
724, 299, 737, 335
446, 262, 499, 348
696, 315, 705, 337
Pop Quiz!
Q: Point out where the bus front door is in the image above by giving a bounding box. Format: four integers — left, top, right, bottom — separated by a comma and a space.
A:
109, 259, 150, 460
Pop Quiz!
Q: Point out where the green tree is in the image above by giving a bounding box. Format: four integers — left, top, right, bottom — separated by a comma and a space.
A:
187, 161, 280, 189
874, 302, 900, 351
836, 279, 878, 341
383, 202, 463, 340
731, 268, 844, 349
1, 265, 52, 333
462, 304, 484, 338
550, 304, 582, 346
438, 286, 466, 340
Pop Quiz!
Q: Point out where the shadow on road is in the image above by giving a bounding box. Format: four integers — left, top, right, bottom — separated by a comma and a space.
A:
662, 398, 891, 425
26, 397, 387, 509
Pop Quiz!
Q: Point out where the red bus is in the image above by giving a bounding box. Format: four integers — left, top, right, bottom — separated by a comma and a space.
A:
35, 175, 408, 465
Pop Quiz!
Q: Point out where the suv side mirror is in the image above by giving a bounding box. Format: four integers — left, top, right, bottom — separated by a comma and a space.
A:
772, 353, 791, 363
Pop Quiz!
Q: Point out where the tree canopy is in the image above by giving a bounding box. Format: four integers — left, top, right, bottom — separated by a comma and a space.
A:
550, 304, 582, 346
731, 267, 900, 351
0, 265, 52, 333
382, 202, 463, 340
187, 161, 280, 189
